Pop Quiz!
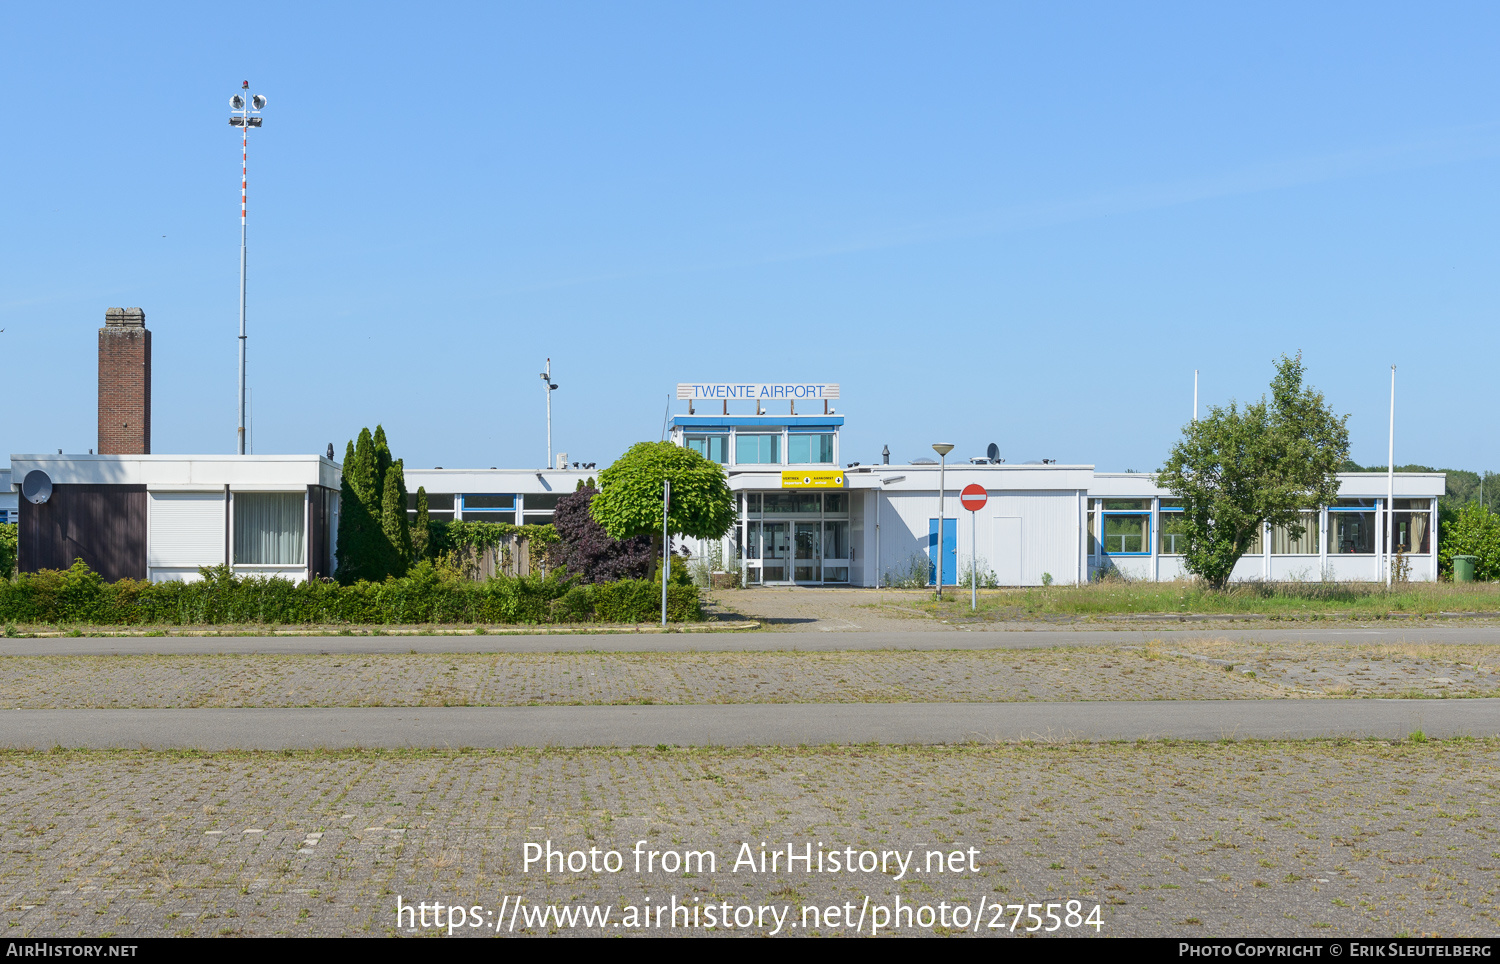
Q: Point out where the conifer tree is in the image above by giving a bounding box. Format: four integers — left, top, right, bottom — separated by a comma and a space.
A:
412, 486, 431, 562
382, 459, 413, 574
335, 431, 380, 584
335, 426, 412, 583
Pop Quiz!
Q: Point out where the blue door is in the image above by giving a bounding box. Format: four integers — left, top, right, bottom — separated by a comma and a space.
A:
928, 517, 958, 586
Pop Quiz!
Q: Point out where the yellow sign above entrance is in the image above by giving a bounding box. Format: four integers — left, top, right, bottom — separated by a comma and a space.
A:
781, 471, 844, 489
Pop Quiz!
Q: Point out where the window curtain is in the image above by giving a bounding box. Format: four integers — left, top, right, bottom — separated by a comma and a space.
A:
1408, 513, 1428, 554
234, 492, 306, 565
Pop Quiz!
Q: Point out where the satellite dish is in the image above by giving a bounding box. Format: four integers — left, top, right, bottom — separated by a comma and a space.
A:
251, 94, 266, 110
986, 442, 1000, 463
22, 469, 52, 505
230, 94, 245, 110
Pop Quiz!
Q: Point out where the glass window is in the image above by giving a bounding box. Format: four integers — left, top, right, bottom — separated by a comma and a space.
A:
233, 492, 305, 565
1392, 511, 1431, 553
762, 492, 794, 514
1103, 499, 1150, 510
745, 493, 762, 518
824, 521, 849, 559
788, 434, 834, 464
406, 493, 454, 511
1103, 513, 1150, 553
824, 492, 848, 515
1158, 512, 1188, 554
523, 493, 562, 512
1271, 512, 1320, 554
463, 494, 514, 510
464, 510, 516, 524
1333, 498, 1377, 509
1328, 510, 1375, 554
687, 435, 729, 463
735, 433, 781, 464
1159, 499, 1183, 510
1087, 511, 1100, 556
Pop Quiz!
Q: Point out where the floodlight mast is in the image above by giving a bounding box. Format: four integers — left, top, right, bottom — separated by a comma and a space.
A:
229, 81, 266, 455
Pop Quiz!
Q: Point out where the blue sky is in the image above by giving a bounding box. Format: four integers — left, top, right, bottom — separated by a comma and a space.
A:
2, 3, 1497, 473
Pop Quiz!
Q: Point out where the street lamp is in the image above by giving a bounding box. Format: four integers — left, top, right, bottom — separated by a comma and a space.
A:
932, 442, 954, 598
540, 358, 559, 468
229, 81, 266, 456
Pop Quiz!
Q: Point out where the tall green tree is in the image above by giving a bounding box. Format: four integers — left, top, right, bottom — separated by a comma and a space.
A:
1157, 354, 1349, 589
334, 424, 411, 583
382, 458, 412, 571
412, 486, 431, 562
590, 442, 735, 552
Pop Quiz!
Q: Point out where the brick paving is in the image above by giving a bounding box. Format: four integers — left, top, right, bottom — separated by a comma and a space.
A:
0, 743, 1494, 937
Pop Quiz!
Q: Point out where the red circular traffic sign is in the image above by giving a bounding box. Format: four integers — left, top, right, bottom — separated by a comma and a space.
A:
960, 484, 988, 512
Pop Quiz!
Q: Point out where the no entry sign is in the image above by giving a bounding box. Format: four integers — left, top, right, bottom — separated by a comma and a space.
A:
960, 484, 988, 512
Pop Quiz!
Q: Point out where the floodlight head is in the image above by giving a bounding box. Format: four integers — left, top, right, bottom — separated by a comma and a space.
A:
932, 442, 955, 457
251, 94, 266, 110
231, 94, 245, 110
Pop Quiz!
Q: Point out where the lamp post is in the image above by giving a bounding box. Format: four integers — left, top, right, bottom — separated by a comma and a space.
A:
539, 359, 558, 468
228, 82, 265, 456
933, 443, 954, 598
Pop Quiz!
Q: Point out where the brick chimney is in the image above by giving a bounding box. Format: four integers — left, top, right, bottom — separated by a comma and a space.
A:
98, 307, 151, 455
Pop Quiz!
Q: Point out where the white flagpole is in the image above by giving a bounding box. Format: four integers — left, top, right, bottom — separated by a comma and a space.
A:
1386, 365, 1396, 587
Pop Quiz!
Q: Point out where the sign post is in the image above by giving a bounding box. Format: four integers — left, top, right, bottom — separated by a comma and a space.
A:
661, 479, 670, 627
960, 484, 988, 610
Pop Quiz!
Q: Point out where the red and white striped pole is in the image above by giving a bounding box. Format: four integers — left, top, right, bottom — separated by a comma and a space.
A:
238, 92, 248, 455
230, 81, 264, 455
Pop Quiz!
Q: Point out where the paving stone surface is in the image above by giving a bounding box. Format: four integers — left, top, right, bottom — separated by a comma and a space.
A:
3, 644, 1495, 709
0, 650, 1314, 708
0, 743, 1494, 938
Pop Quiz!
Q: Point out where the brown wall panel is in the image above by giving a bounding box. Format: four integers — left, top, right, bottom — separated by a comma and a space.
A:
19, 484, 148, 582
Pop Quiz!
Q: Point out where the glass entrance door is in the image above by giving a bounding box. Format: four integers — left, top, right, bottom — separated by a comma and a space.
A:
794, 523, 821, 582
761, 522, 790, 583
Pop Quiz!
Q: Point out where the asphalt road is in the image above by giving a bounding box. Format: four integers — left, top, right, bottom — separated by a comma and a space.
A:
3, 698, 1495, 749
4, 624, 1500, 655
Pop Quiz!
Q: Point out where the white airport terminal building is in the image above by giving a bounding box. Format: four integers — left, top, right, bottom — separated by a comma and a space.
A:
403, 382, 1445, 587
8, 375, 1445, 587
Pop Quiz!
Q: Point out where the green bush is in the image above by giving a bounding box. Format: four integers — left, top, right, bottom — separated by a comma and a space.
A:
1438, 502, 1500, 580
0, 559, 700, 626
0, 523, 16, 580
594, 579, 700, 623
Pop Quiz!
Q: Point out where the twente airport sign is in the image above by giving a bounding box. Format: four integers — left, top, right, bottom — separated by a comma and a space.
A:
677, 383, 840, 401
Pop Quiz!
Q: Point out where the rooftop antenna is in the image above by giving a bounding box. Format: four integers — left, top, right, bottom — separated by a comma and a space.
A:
660, 394, 671, 442
229, 81, 267, 455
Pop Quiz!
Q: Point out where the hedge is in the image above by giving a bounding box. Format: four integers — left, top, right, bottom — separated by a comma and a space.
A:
0, 560, 700, 626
